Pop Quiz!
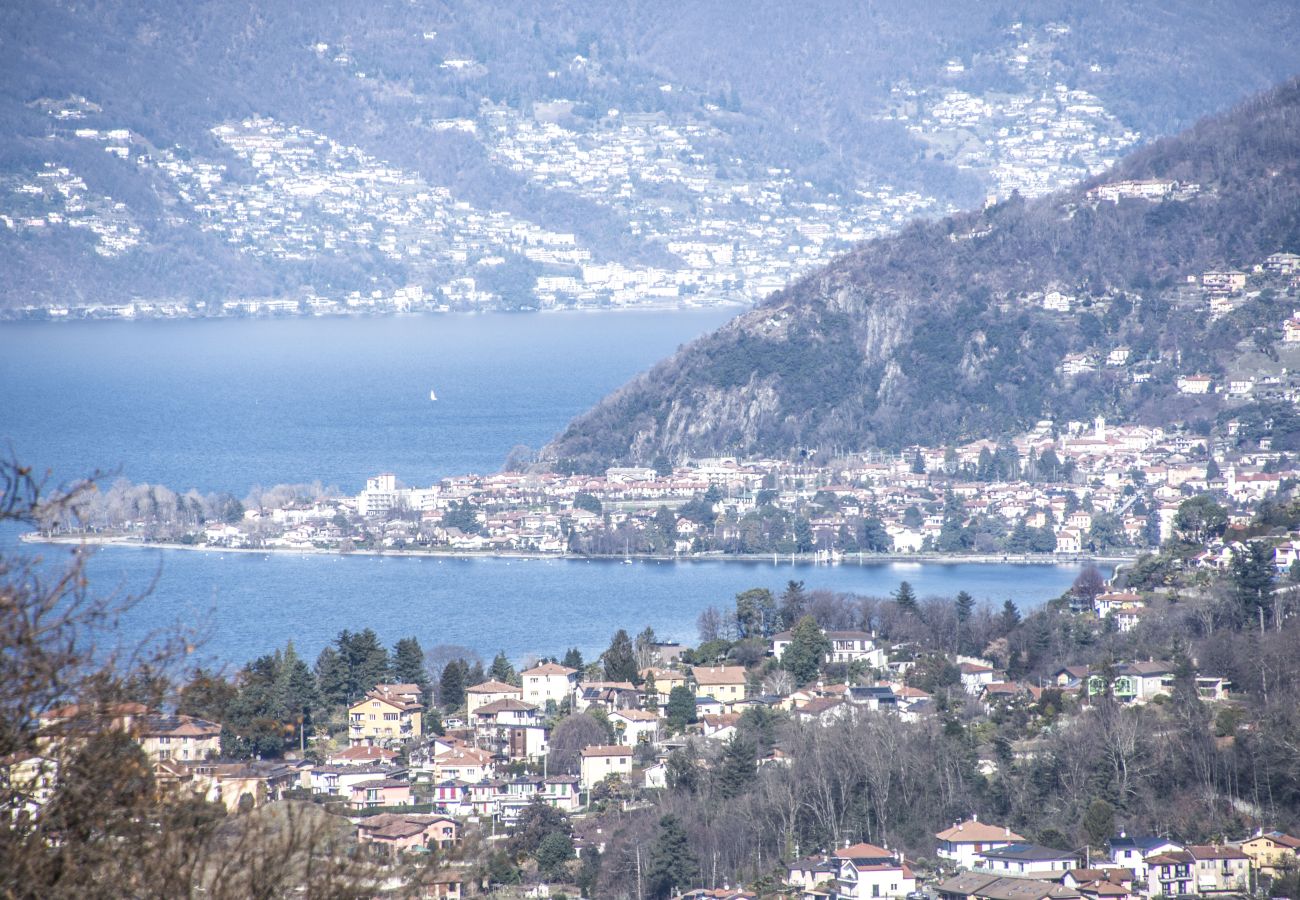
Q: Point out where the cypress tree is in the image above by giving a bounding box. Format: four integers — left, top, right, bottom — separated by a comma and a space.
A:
440, 659, 467, 710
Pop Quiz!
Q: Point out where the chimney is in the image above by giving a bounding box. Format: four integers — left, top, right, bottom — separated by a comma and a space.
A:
972, 813, 978, 823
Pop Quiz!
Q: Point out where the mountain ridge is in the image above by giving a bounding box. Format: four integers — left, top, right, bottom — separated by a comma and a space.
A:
3, 2, 1299, 310
540, 77, 1300, 471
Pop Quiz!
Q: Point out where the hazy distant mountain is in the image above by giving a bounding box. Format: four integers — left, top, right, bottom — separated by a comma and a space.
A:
1, 1, 1297, 311
540, 78, 1300, 470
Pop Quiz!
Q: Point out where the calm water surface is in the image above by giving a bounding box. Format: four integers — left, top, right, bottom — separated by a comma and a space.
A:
1, 309, 735, 492
3, 311, 1098, 667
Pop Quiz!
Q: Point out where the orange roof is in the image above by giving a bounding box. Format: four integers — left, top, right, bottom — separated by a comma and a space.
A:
835, 842, 893, 860
580, 744, 633, 757
936, 818, 1025, 842
692, 665, 748, 685
522, 662, 576, 676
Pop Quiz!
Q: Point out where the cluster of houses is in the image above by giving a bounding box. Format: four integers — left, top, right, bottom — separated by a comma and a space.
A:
0, 612, 1258, 899
10, 41, 1164, 325
883, 23, 1140, 204
782, 818, 1299, 900
1055, 251, 1300, 394
1, 161, 142, 262
162, 412, 1300, 563
482, 102, 937, 307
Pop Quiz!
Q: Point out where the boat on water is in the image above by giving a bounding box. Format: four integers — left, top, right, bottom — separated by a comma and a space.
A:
429, 389, 437, 401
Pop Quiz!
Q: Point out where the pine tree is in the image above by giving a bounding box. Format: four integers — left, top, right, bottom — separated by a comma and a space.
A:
781, 615, 830, 686
346, 628, 390, 696
490, 651, 517, 685
562, 647, 584, 670
999, 599, 1022, 633
716, 733, 756, 799
314, 645, 348, 708
276, 643, 319, 719
646, 815, 699, 899
894, 581, 918, 614
664, 684, 697, 730
602, 629, 638, 683
1231, 540, 1276, 630
954, 590, 975, 623
734, 588, 776, 638
778, 579, 807, 630
391, 637, 431, 704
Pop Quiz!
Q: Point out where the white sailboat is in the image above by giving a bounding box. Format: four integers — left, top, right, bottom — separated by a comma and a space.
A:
429, 389, 437, 401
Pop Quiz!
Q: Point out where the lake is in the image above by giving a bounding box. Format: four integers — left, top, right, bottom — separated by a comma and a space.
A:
2, 310, 1100, 668
0, 309, 737, 493
43, 541, 1098, 669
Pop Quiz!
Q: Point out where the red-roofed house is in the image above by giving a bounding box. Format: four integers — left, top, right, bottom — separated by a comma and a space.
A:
936, 817, 1025, 869
834, 842, 917, 899
466, 679, 523, 716
357, 813, 458, 855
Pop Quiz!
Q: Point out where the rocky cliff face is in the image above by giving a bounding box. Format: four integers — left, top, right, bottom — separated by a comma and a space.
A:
541, 79, 1300, 471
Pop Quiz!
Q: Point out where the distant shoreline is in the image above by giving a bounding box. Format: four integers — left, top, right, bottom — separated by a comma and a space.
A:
21, 532, 1135, 568
0, 300, 751, 325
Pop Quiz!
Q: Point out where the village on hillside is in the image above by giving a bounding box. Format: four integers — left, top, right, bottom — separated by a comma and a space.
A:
6, 566, 1292, 898
39, 396, 1300, 582
2, 20, 1155, 322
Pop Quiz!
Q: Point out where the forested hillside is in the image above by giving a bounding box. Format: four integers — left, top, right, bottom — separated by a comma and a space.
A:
1, 1, 1298, 309
541, 78, 1300, 470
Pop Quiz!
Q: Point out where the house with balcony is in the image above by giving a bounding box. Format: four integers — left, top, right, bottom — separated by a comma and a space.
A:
348, 691, 422, 747
834, 842, 916, 899
350, 777, 413, 810
1142, 851, 1194, 897
466, 678, 523, 715
771, 628, 886, 668
1188, 845, 1251, 895
356, 813, 458, 856
1241, 831, 1300, 880
1108, 834, 1183, 880
541, 774, 581, 813
691, 666, 749, 707
138, 713, 221, 762
610, 708, 661, 746
936, 817, 1025, 869
470, 697, 547, 759
640, 666, 688, 706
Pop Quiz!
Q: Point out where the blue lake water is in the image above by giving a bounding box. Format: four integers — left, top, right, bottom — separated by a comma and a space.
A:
2, 311, 1099, 667
0, 309, 736, 493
